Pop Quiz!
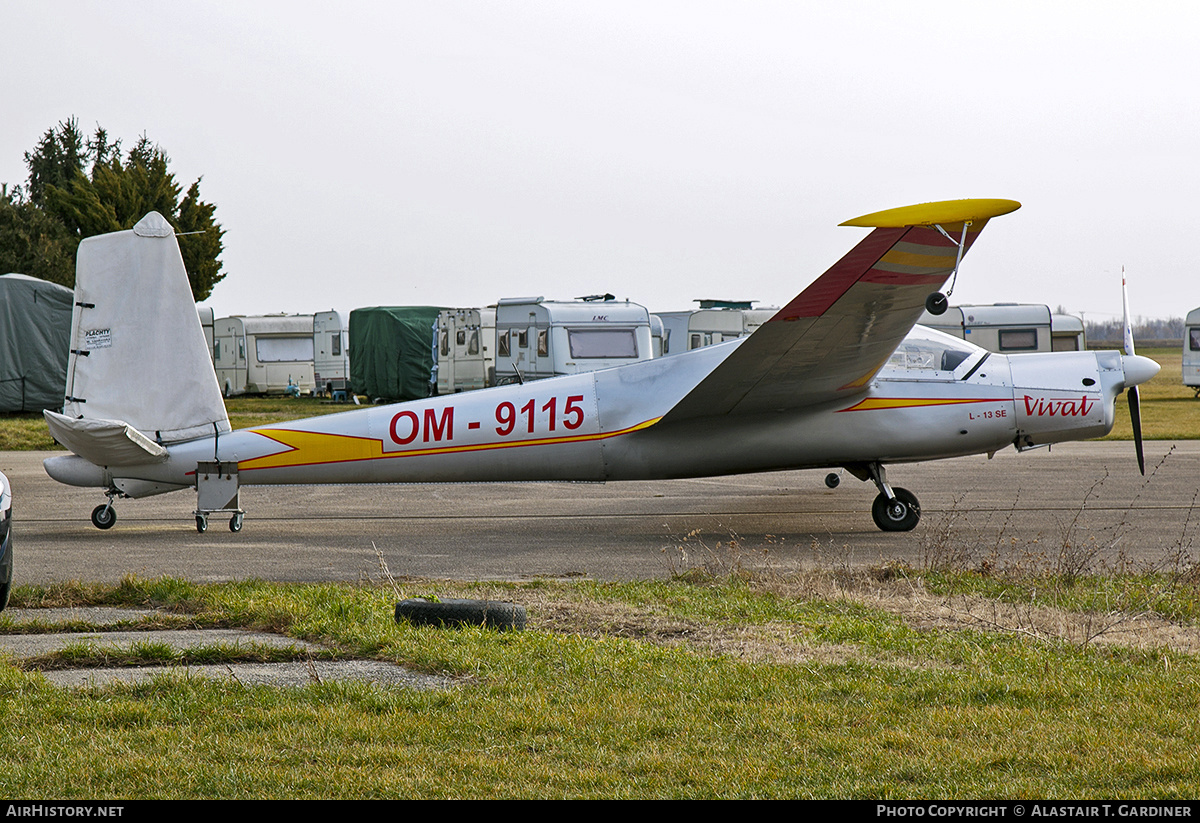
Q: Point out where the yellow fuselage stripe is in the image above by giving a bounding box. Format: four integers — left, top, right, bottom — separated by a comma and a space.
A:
240, 417, 662, 471
839, 397, 1007, 412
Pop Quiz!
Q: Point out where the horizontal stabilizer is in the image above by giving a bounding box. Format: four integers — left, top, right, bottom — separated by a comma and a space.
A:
44, 410, 169, 467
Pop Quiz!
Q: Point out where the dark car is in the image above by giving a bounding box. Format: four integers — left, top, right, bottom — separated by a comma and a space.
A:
0, 470, 11, 610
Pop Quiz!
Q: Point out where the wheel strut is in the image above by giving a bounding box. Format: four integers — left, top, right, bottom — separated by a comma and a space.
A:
866, 462, 896, 501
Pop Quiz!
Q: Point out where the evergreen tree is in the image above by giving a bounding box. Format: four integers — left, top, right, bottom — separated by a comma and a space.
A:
4, 118, 225, 301
0, 189, 77, 286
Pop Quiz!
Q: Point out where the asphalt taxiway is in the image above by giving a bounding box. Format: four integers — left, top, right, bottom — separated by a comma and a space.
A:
3, 441, 1198, 585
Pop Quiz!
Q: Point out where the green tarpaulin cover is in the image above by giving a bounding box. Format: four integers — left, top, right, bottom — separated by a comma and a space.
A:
0, 274, 73, 412
349, 306, 446, 401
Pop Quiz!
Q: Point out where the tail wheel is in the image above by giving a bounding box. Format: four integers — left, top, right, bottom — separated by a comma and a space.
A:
871, 488, 920, 532
91, 504, 116, 530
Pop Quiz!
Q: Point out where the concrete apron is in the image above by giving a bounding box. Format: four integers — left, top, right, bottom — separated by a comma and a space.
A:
0, 607, 454, 690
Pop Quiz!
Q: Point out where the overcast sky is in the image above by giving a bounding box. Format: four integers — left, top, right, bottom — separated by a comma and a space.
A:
3, 1, 1196, 323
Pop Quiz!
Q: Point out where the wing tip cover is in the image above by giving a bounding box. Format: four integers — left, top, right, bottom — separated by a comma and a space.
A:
839, 199, 1021, 228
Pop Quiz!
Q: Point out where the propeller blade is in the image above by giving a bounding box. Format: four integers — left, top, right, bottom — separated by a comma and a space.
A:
1122, 268, 1152, 474
1129, 384, 1145, 475
1122, 266, 1136, 356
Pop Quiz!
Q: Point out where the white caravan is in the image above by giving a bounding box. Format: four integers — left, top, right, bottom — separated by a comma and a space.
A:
435, 308, 496, 394
493, 297, 653, 384
1050, 313, 1086, 352
197, 306, 215, 364
685, 303, 776, 351
649, 314, 665, 358
214, 315, 315, 396
313, 310, 351, 396
1185, 308, 1200, 395
918, 303, 1056, 353
655, 311, 692, 356
655, 303, 774, 355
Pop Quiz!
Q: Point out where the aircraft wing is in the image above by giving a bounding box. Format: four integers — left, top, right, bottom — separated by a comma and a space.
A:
660, 198, 1020, 423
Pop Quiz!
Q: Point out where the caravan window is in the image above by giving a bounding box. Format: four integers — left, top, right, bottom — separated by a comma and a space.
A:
498, 330, 510, 358
255, 336, 314, 363
469, 330, 480, 356
998, 328, 1038, 351
518, 330, 528, 349
331, 334, 341, 357
1190, 328, 1200, 351
537, 329, 548, 356
440, 330, 449, 357
567, 328, 638, 359
214, 341, 221, 362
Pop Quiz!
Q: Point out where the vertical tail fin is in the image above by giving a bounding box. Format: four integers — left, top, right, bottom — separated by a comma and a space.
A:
58, 212, 230, 444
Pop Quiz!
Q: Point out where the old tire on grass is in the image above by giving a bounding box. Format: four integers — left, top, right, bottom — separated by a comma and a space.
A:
395, 598, 526, 631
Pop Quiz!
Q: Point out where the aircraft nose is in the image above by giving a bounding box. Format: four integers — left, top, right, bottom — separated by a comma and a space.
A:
1122, 354, 1160, 388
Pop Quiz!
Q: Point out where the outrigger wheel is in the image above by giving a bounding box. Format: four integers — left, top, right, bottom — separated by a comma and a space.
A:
871, 488, 921, 532
925, 292, 948, 315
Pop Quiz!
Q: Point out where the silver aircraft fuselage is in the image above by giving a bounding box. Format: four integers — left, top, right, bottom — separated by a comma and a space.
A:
44, 336, 1155, 494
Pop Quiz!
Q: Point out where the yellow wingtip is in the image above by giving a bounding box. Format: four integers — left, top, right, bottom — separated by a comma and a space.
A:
839, 198, 1022, 228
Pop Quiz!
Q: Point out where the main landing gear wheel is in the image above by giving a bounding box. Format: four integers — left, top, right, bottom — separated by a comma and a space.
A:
871, 488, 921, 532
824, 472, 841, 489
91, 504, 116, 530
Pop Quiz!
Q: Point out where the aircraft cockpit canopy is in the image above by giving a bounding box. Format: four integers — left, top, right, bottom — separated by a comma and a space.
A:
881, 326, 986, 379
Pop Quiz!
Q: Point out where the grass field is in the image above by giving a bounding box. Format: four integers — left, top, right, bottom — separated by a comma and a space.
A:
0, 395, 343, 450
0, 567, 1197, 799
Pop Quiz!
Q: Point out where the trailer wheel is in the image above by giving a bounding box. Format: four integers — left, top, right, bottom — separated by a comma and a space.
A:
395, 598, 526, 631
